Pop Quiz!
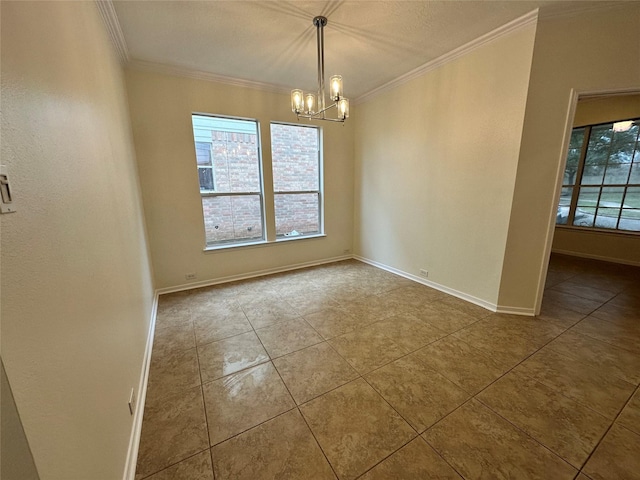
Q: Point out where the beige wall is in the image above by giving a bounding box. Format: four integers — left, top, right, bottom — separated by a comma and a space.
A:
573, 94, 640, 127
552, 94, 640, 265
125, 69, 354, 290
1, 360, 40, 480
1, 2, 154, 479
353, 23, 536, 308
498, 4, 640, 310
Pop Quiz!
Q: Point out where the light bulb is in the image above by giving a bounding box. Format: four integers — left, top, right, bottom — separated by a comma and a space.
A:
291, 89, 304, 113
305, 93, 316, 114
330, 75, 343, 101
338, 98, 349, 120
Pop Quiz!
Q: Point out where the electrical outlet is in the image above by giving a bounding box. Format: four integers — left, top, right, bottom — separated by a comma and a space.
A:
128, 388, 136, 415
419, 269, 428, 278
185, 273, 197, 280
343, 249, 351, 255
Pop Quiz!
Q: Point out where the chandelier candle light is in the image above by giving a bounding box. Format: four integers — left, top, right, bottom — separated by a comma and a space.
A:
291, 16, 349, 122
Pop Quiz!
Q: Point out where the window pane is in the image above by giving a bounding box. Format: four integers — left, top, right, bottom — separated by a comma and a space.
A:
198, 168, 214, 192
582, 163, 606, 185
582, 124, 612, 186
573, 187, 599, 227
624, 186, 640, 228
629, 163, 640, 184
594, 207, 621, 229
626, 186, 640, 205
563, 128, 585, 186
556, 186, 572, 225
599, 186, 624, 207
619, 209, 640, 231
201, 195, 263, 245
196, 142, 212, 166
271, 124, 319, 192
587, 124, 613, 161
603, 163, 631, 184
569, 127, 586, 150
595, 186, 624, 229
610, 124, 639, 164
275, 193, 319, 236
192, 115, 261, 194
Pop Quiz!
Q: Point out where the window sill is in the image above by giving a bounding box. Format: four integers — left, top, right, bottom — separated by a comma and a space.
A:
555, 225, 640, 237
203, 233, 326, 253
276, 233, 326, 243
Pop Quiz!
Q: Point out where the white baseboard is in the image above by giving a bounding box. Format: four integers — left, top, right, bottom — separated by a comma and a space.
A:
494, 305, 536, 316
551, 249, 640, 267
123, 292, 159, 480
353, 255, 497, 311
156, 254, 353, 295
354, 255, 535, 317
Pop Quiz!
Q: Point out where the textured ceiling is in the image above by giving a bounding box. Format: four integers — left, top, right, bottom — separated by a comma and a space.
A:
112, 1, 617, 100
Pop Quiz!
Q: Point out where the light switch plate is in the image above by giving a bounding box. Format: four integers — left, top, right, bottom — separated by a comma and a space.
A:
0, 165, 16, 214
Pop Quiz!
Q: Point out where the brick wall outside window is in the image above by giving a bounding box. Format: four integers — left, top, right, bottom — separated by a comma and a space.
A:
201, 125, 320, 245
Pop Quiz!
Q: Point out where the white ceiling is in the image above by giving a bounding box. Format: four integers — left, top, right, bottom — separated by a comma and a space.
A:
111, 1, 618, 100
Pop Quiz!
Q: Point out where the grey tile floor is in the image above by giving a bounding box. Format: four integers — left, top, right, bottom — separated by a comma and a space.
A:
135, 255, 640, 480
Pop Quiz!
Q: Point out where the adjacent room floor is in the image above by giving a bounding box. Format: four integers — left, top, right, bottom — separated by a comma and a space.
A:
135, 254, 640, 480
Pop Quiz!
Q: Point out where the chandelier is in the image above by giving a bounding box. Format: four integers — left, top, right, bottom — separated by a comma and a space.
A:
291, 16, 349, 122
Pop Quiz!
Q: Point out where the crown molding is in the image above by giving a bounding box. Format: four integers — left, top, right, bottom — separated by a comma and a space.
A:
354, 9, 539, 105
95, 0, 129, 64
126, 59, 291, 95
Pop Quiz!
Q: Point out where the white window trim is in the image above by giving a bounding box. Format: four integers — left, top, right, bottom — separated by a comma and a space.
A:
192, 113, 267, 248
270, 121, 324, 241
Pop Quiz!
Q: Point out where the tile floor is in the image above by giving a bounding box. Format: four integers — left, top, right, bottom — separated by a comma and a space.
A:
135, 254, 640, 480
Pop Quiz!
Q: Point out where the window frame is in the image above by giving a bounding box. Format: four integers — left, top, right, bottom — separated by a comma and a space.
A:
557, 117, 640, 235
191, 113, 267, 249
270, 121, 324, 240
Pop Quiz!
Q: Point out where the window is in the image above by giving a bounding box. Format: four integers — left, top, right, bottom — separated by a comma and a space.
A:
557, 118, 640, 233
191, 115, 264, 247
195, 141, 214, 192
270, 123, 322, 238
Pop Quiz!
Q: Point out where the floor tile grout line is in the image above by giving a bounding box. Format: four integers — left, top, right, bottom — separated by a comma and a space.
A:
265, 343, 342, 480
327, 308, 488, 476
472, 395, 585, 473
352, 435, 467, 480
471, 328, 593, 398
208, 405, 299, 448
137, 448, 213, 480
540, 348, 639, 406
193, 320, 216, 459
559, 324, 640, 382
575, 382, 640, 474
548, 282, 623, 303
143, 257, 639, 478
421, 325, 574, 443
268, 306, 456, 478
295, 405, 342, 479
356, 370, 467, 478
566, 324, 639, 356
425, 318, 633, 473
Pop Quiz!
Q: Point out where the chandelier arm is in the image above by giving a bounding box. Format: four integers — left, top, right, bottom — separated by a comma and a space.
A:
314, 102, 338, 116
296, 102, 344, 123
